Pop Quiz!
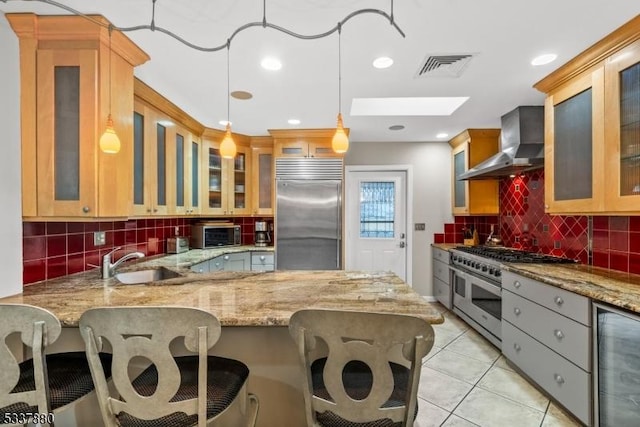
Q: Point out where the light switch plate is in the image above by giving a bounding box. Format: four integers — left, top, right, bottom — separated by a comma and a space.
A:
94, 231, 106, 246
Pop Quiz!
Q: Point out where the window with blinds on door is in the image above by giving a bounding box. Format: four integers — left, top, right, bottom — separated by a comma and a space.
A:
359, 182, 395, 238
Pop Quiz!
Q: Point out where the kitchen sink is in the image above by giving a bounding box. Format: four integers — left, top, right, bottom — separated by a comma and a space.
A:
115, 267, 182, 284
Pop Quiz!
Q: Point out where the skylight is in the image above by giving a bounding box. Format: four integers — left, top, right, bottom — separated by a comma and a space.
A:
350, 97, 469, 116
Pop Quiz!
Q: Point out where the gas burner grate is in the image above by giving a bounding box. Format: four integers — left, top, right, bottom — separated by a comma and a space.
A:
454, 246, 577, 264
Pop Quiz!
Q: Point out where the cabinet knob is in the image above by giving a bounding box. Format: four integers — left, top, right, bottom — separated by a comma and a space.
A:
513, 343, 521, 352
197, 268, 204, 273
260, 255, 265, 261
82, 206, 90, 213
513, 280, 521, 289
223, 255, 229, 260
514, 307, 521, 316
147, 208, 152, 213
545, 205, 550, 209
554, 296, 564, 306
153, 208, 158, 213
554, 329, 564, 340
554, 374, 565, 385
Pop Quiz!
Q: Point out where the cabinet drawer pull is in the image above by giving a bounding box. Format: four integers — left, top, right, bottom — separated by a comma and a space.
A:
513, 280, 521, 289
514, 307, 521, 316
260, 256, 266, 261
82, 206, 90, 213
554, 329, 565, 340
554, 374, 565, 385
223, 255, 230, 260
554, 296, 564, 306
513, 343, 521, 352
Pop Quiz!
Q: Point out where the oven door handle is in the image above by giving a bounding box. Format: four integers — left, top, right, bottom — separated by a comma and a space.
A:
468, 273, 501, 297
449, 265, 469, 280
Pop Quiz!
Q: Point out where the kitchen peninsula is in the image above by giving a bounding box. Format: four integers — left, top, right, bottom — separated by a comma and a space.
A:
1, 248, 443, 427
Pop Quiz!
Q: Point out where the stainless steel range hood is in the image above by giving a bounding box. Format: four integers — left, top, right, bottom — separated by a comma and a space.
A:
459, 106, 544, 180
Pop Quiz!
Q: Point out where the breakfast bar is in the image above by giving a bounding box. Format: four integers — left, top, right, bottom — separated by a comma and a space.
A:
0, 254, 443, 427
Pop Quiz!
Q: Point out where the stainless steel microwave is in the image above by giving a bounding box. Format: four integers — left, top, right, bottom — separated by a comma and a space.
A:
191, 224, 241, 248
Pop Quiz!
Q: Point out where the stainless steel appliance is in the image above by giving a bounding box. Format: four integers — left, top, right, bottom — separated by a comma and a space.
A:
167, 236, 189, 254
275, 158, 342, 270
190, 223, 241, 248
593, 303, 640, 427
254, 220, 272, 247
450, 246, 576, 348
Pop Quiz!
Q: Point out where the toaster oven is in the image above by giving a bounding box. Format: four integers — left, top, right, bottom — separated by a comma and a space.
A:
191, 224, 241, 248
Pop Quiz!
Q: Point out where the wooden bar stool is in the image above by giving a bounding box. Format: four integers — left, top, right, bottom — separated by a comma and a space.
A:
289, 309, 435, 427
0, 303, 112, 427
79, 306, 259, 427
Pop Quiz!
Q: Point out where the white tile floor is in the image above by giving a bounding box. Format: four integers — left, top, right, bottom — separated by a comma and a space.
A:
414, 303, 583, 427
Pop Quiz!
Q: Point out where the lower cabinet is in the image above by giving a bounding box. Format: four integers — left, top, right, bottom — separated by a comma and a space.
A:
190, 251, 273, 273
432, 247, 452, 309
501, 271, 592, 426
251, 252, 275, 271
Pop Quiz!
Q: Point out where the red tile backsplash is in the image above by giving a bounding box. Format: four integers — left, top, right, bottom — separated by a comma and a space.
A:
433, 169, 640, 274
22, 216, 273, 285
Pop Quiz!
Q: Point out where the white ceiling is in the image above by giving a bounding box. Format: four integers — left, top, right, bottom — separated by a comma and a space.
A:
2, 0, 640, 143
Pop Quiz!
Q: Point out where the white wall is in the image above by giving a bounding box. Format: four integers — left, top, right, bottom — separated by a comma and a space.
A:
345, 140, 453, 297
0, 14, 25, 297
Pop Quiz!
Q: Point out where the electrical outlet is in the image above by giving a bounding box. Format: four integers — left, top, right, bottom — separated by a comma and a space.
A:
94, 231, 106, 246
414, 223, 426, 231
175, 226, 180, 236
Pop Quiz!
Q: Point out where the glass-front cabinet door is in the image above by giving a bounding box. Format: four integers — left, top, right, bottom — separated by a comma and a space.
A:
171, 129, 200, 215
605, 39, 640, 212
545, 66, 605, 213
452, 143, 468, 214
251, 145, 273, 215
36, 49, 97, 217
207, 144, 225, 214
229, 145, 251, 215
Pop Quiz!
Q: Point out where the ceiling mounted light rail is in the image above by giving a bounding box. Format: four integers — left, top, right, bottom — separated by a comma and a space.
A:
4, 0, 405, 51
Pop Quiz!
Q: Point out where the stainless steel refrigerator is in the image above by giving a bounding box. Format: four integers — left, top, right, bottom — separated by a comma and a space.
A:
275, 158, 343, 270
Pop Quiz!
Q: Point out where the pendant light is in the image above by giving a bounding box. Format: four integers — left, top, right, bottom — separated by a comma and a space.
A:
219, 41, 237, 159
332, 24, 349, 154
99, 25, 121, 154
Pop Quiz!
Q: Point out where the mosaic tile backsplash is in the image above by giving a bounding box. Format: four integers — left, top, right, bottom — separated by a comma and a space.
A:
22, 216, 272, 284
434, 170, 639, 274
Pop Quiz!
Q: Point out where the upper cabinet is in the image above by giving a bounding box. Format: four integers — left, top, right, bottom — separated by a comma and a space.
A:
535, 15, 640, 215
8, 14, 149, 219
201, 129, 252, 216
132, 80, 205, 217
270, 129, 345, 158
250, 136, 274, 216
449, 130, 501, 215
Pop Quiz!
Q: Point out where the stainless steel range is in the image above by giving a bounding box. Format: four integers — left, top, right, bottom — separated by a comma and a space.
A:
449, 246, 576, 349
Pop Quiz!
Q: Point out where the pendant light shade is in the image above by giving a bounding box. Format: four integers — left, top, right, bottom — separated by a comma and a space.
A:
99, 114, 121, 154
220, 123, 237, 159
332, 113, 349, 153
100, 26, 120, 154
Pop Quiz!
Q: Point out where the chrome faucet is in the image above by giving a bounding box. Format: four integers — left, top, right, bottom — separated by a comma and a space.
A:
102, 247, 145, 279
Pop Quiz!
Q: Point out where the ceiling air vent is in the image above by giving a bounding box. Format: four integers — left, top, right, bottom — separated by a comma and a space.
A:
416, 54, 474, 78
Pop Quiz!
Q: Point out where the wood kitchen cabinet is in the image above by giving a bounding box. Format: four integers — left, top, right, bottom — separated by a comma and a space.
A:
133, 79, 205, 217
449, 129, 500, 215
250, 137, 274, 215
202, 129, 252, 216
270, 129, 345, 158
8, 14, 148, 218
535, 15, 640, 215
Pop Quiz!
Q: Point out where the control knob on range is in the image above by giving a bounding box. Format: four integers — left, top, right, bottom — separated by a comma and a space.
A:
488, 267, 495, 275
481, 265, 488, 272
495, 270, 502, 278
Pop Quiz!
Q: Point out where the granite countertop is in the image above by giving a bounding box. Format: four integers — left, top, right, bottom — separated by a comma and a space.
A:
0, 246, 443, 327
431, 243, 640, 314
503, 263, 640, 314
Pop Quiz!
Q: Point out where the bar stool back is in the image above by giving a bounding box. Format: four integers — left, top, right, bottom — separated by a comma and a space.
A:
289, 309, 434, 427
79, 306, 258, 427
0, 303, 111, 427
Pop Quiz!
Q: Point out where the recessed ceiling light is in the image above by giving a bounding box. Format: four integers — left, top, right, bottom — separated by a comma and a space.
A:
288, 119, 301, 125
219, 120, 231, 126
157, 120, 174, 127
261, 57, 282, 71
436, 132, 449, 139
373, 56, 394, 69
231, 90, 253, 100
531, 53, 558, 66
389, 125, 404, 131
351, 97, 469, 116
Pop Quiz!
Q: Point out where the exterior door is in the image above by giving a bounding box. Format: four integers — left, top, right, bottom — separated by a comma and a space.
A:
345, 169, 408, 281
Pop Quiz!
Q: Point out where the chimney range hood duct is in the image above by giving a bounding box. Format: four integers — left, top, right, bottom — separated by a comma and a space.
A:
459, 106, 544, 180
